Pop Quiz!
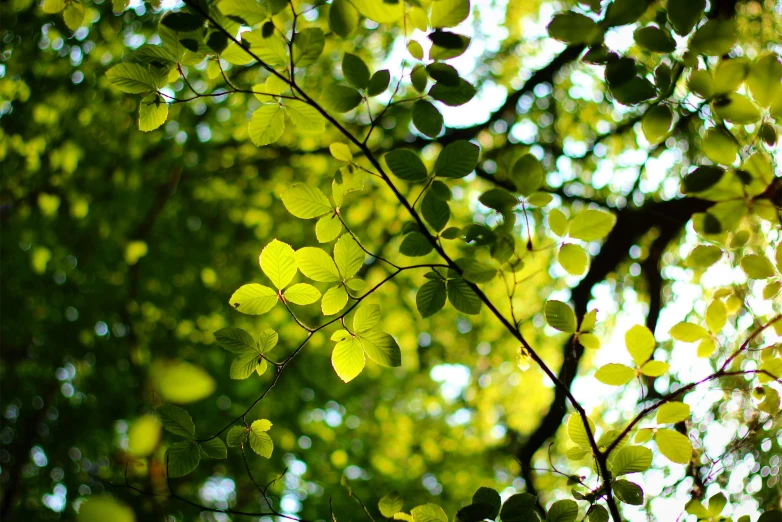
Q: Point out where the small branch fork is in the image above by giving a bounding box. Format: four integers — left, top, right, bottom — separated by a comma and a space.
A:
124, 2, 782, 520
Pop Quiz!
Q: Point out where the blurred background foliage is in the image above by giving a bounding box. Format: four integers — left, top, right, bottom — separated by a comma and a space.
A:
1, 0, 781, 520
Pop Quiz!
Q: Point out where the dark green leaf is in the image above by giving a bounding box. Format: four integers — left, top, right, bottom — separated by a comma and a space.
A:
416, 279, 447, 318
429, 78, 477, 106
613, 480, 644, 505
421, 191, 450, 232
400, 232, 434, 256
385, 150, 428, 182
446, 277, 482, 315
368, 70, 391, 96
342, 53, 370, 89
412, 100, 443, 138
324, 85, 363, 112
667, 0, 705, 35
161, 12, 204, 32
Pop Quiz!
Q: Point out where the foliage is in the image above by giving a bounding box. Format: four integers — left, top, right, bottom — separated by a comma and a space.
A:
1, 0, 781, 521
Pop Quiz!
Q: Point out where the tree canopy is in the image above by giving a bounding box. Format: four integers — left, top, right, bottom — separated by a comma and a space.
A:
1, 0, 781, 521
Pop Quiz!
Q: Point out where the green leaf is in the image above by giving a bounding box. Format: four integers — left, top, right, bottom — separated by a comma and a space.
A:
605, 0, 648, 26
430, 0, 470, 28
456, 258, 496, 283
329, 0, 359, 38
667, 0, 705, 35
544, 300, 577, 333
295, 247, 341, 282
435, 141, 479, 178
741, 254, 775, 279
642, 105, 673, 143
386, 150, 428, 182
42, 0, 65, 13
639, 360, 669, 376
349, 305, 379, 334
634, 26, 675, 53
367, 70, 391, 97
567, 413, 596, 449
411, 504, 448, 522
472, 488, 501, 519
587, 505, 609, 522
400, 232, 434, 257
429, 31, 471, 60
293, 27, 324, 67
613, 480, 643, 505
447, 278, 482, 315
595, 364, 636, 386
332, 337, 365, 382
702, 128, 738, 165
426, 63, 460, 86
558, 244, 588, 276
479, 189, 518, 211
578, 333, 600, 349
156, 362, 216, 404
218, 0, 266, 26
167, 440, 201, 477
690, 20, 736, 56
157, 404, 195, 438
260, 239, 297, 290
687, 244, 723, 268
379, 491, 404, 518
281, 183, 332, 219
139, 94, 168, 132
330, 143, 353, 162
249, 104, 285, 146
359, 331, 402, 367
283, 283, 322, 305
407, 40, 424, 60
417, 279, 447, 318
342, 53, 370, 89
625, 324, 655, 366
199, 437, 227, 459
325, 85, 363, 112
77, 497, 135, 522
568, 210, 616, 241
547, 12, 602, 44
257, 329, 278, 353
611, 446, 652, 475
316, 214, 344, 243
705, 299, 727, 332
499, 493, 539, 522
713, 57, 750, 95
334, 234, 365, 279
548, 209, 568, 237
421, 191, 450, 232
106, 63, 159, 94
669, 321, 708, 342
714, 94, 761, 124
546, 500, 577, 522
657, 402, 690, 424
214, 327, 257, 354
510, 154, 544, 196
226, 425, 247, 447
412, 100, 443, 138
411, 64, 429, 93
249, 420, 274, 457
229, 284, 278, 315
322, 285, 349, 315
230, 352, 261, 379
429, 79, 477, 106
748, 54, 782, 107
161, 12, 204, 31
655, 429, 692, 464
286, 100, 326, 132
707, 493, 727, 517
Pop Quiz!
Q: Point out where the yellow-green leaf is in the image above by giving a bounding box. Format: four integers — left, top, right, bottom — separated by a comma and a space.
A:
657, 402, 690, 424
625, 324, 655, 366
260, 239, 297, 290
229, 284, 278, 315
655, 428, 692, 464
332, 337, 365, 382
595, 364, 636, 386
670, 321, 708, 342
